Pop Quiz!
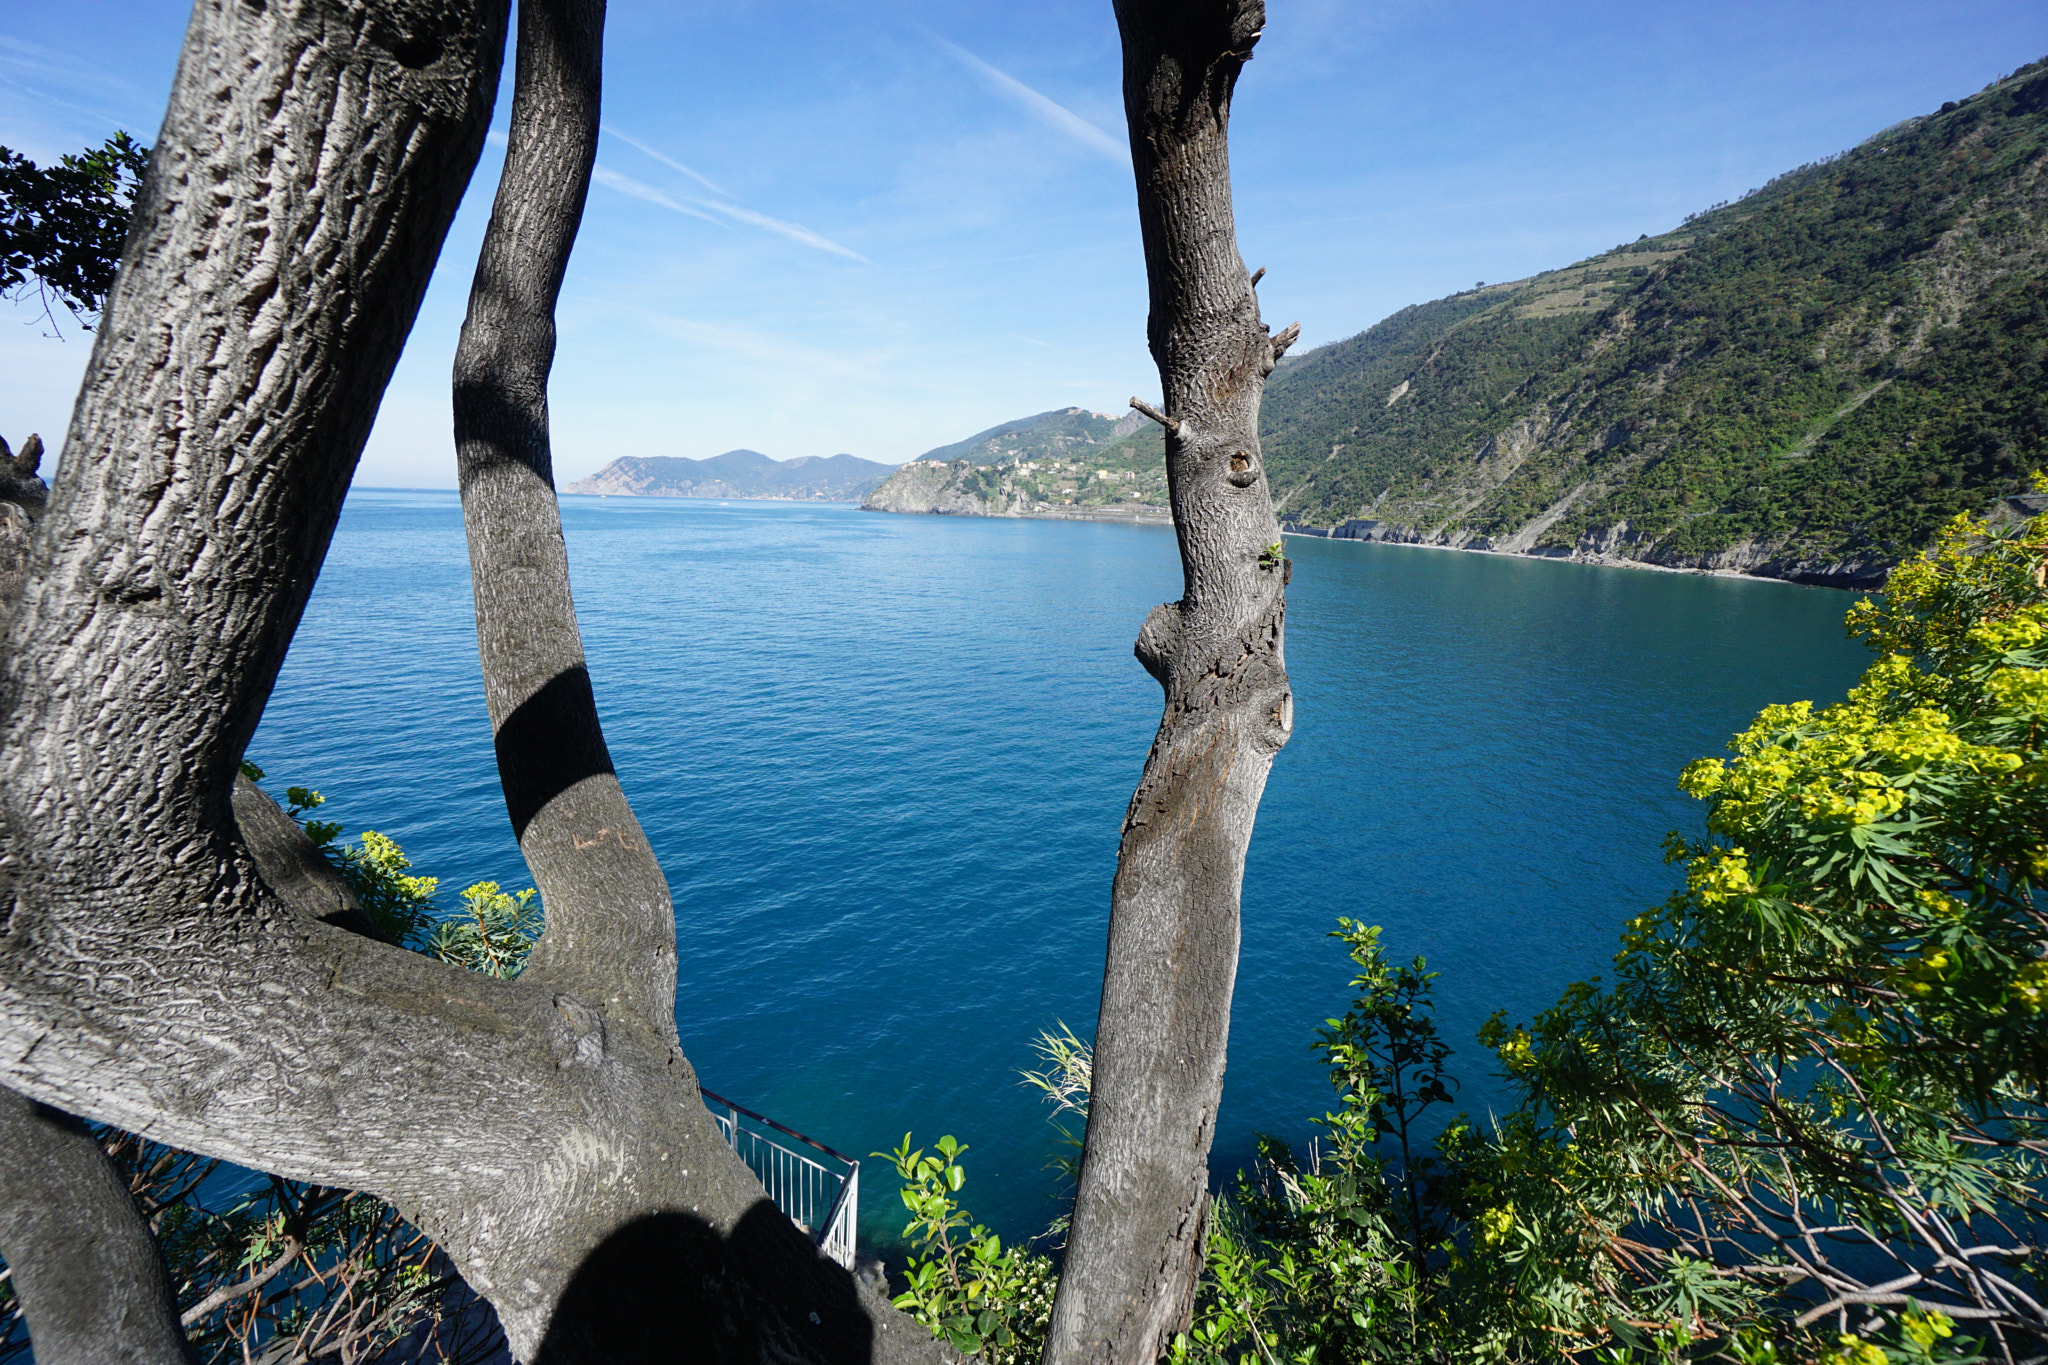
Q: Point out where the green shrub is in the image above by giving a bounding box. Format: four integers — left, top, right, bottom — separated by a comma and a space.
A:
876, 1133, 1054, 1362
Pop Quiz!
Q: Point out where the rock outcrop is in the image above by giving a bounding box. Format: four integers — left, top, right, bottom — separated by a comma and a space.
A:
860, 460, 1000, 515
860, 435, 1171, 525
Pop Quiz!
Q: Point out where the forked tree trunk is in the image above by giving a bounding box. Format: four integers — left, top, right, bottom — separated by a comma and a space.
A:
0, 0, 942, 1359
1043, 3, 1296, 1362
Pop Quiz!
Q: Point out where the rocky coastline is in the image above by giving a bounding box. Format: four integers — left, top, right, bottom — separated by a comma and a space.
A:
864, 451, 1923, 589
1282, 516, 1894, 590
1286, 493, 2048, 589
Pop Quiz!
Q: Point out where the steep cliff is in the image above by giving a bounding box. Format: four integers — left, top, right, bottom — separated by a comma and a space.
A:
861, 459, 1007, 515
1263, 60, 2048, 587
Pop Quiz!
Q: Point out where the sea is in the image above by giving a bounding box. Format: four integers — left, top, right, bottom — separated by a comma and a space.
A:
249, 489, 1873, 1252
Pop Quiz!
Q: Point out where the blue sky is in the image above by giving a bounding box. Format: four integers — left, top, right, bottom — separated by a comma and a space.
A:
3, 1, 2044, 488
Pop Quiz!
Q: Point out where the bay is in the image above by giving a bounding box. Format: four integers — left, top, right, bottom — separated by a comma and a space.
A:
251, 490, 1871, 1251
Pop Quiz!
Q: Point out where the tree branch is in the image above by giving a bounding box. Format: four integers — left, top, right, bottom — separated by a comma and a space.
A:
451, 0, 678, 1042
230, 777, 391, 942
177, 1236, 301, 1330
0, 1089, 194, 1363
1127, 397, 1181, 434
0, 0, 951, 1357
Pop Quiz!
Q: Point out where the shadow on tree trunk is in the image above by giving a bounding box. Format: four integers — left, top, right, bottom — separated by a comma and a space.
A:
534, 1201, 897, 1365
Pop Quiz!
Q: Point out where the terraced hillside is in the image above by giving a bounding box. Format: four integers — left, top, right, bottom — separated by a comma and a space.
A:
1263, 59, 2048, 585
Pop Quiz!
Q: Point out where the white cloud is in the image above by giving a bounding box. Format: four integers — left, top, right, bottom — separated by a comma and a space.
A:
694, 200, 867, 263
0, 35, 155, 128
931, 36, 1128, 164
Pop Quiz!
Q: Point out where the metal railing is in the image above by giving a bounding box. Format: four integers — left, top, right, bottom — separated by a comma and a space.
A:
701, 1087, 859, 1270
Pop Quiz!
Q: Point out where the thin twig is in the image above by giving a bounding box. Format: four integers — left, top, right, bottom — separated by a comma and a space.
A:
180, 1237, 303, 1328
1128, 397, 1181, 434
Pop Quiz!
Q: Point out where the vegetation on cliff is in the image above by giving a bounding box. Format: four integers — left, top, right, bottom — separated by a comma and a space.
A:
912, 407, 1141, 466
862, 422, 1169, 517
1261, 60, 2048, 579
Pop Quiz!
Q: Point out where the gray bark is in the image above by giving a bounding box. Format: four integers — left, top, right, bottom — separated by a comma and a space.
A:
441, 1, 946, 1358
0, 0, 947, 1356
0, 435, 47, 518
0, 435, 46, 631
0, 1091, 195, 1364
231, 774, 387, 941
451, 0, 677, 1042
1043, 3, 1296, 1362
0, 419, 190, 1365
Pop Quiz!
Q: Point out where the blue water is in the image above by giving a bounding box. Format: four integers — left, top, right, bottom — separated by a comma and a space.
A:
250, 490, 1871, 1251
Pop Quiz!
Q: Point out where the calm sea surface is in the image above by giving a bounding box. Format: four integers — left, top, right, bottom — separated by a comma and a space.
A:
251, 490, 1872, 1250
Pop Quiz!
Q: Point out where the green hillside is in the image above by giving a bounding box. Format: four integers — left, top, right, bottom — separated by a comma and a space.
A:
915, 407, 1138, 464
862, 420, 1169, 516
1263, 58, 2048, 583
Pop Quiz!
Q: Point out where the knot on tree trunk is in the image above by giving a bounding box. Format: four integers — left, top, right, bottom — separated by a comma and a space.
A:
552, 994, 606, 1068
0, 434, 47, 516
1134, 602, 1183, 686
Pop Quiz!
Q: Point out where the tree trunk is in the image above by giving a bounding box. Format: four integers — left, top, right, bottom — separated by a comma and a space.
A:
0, 409, 184, 1365
0, 0, 944, 1359
1043, 3, 1296, 1362
450, 0, 679, 1044
0, 1091, 194, 1365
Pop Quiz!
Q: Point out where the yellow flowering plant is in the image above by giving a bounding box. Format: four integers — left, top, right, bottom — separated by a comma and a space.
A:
1458, 501, 2046, 1360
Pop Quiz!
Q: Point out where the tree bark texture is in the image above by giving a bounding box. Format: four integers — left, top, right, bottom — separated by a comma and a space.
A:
450, 0, 677, 1043
0, 1090, 194, 1364
0, 0, 945, 1359
1044, 4, 1295, 1363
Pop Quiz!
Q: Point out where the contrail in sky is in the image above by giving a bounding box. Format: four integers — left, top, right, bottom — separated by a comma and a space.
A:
591, 166, 724, 225
590, 166, 868, 263
931, 36, 1127, 163
601, 125, 729, 197
696, 200, 868, 263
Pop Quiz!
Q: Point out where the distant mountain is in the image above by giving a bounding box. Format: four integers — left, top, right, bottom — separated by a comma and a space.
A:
564, 449, 897, 502
1261, 58, 2048, 587
914, 407, 1144, 465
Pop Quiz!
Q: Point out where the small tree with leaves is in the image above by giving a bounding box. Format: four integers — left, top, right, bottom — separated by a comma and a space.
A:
1458, 497, 2048, 1361
0, 132, 148, 331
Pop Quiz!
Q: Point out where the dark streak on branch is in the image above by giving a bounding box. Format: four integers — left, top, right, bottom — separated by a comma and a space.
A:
451, 0, 679, 1040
